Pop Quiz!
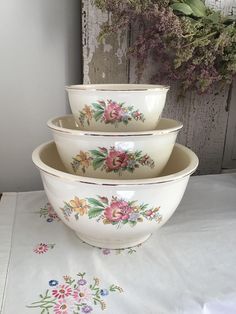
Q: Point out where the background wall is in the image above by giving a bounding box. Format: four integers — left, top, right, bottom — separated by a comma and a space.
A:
0, 0, 81, 192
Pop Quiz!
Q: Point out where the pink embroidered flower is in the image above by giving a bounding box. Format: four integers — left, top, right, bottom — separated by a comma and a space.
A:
47, 203, 59, 219
73, 286, 92, 303
104, 200, 133, 222
52, 285, 72, 299
105, 149, 129, 171
103, 101, 124, 123
33, 243, 49, 254
53, 298, 75, 314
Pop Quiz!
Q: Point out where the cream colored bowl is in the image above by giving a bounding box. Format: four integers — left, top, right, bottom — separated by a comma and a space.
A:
66, 84, 169, 132
48, 115, 183, 179
32, 141, 198, 249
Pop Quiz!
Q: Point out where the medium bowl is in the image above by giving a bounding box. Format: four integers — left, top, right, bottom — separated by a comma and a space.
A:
32, 141, 198, 249
66, 84, 169, 132
47, 115, 183, 179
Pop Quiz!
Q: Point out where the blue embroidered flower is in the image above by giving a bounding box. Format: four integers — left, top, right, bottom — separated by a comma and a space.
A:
47, 218, 53, 223
49, 280, 58, 287
78, 279, 87, 286
82, 305, 93, 313
100, 289, 109, 296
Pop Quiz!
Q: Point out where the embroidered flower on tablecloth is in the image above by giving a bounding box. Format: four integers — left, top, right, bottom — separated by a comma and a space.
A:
39, 203, 60, 223
81, 305, 93, 313
49, 280, 59, 287
33, 243, 55, 254
27, 272, 123, 313
52, 284, 72, 299
53, 298, 75, 314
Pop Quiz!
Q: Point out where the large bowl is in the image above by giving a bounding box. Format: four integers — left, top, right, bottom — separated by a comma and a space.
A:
47, 115, 183, 179
32, 141, 198, 249
66, 84, 169, 132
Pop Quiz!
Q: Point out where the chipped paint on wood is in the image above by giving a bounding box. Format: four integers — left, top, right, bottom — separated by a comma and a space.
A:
82, 1, 128, 84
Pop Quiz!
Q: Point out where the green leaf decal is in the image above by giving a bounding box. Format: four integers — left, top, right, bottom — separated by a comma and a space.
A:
94, 110, 104, 121
87, 198, 105, 208
90, 149, 107, 157
93, 158, 104, 170
88, 207, 104, 219
92, 103, 105, 110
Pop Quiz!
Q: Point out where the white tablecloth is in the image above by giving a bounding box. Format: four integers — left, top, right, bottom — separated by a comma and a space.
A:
0, 174, 236, 314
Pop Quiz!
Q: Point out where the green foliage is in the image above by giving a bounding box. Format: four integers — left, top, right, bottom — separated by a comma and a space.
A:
94, 0, 236, 93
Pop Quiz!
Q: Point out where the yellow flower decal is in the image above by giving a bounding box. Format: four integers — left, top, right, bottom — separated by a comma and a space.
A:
83, 104, 94, 121
69, 197, 89, 216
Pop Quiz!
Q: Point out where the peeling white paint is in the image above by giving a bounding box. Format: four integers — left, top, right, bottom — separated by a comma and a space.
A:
115, 30, 127, 65
82, 1, 108, 84
102, 39, 113, 52
82, 1, 127, 83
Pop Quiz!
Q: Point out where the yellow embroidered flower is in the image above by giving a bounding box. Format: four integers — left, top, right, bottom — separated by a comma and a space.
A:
83, 105, 93, 120
75, 151, 91, 168
70, 197, 88, 215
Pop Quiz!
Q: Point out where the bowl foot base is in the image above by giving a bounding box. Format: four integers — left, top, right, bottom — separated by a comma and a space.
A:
75, 232, 151, 249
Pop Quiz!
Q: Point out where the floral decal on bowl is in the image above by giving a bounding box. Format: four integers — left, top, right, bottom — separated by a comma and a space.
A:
61, 196, 162, 228
71, 146, 155, 175
27, 272, 123, 313
33, 243, 55, 254
39, 203, 60, 223
78, 99, 145, 127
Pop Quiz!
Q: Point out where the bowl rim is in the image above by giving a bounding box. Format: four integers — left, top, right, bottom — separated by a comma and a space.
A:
65, 84, 170, 92
32, 141, 199, 186
47, 115, 183, 137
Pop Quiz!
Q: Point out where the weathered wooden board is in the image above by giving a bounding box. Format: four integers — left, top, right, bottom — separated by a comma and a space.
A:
82, 0, 234, 174
82, 1, 129, 84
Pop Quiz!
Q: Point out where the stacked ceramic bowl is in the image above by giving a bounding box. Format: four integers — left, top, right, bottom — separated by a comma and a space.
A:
32, 84, 198, 249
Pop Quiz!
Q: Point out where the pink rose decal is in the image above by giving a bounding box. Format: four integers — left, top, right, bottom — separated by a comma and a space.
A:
105, 149, 129, 171
78, 99, 145, 127
104, 200, 133, 222
61, 195, 162, 228
103, 100, 124, 123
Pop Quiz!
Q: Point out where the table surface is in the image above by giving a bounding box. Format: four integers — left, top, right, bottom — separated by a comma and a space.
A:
0, 174, 236, 314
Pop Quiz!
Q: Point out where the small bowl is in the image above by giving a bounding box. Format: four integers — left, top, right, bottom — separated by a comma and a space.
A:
32, 141, 198, 249
66, 84, 169, 132
47, 115, 183, 179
